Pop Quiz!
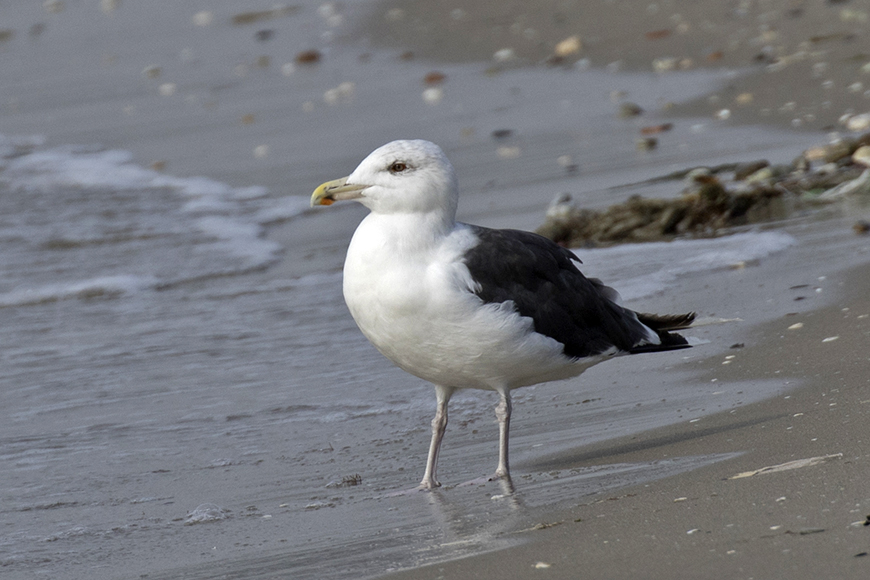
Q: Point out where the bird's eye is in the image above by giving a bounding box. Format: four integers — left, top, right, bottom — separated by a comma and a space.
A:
388, 162, 407, 173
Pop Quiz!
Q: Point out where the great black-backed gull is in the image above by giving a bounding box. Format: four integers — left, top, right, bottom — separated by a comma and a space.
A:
311, 139, 694, 489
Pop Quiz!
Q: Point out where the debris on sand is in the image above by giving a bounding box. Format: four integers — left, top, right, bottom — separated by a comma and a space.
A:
537, 133, 870, 247
183, 503, 231, 525
326, 474, 362, 488
232, 5, 299, 25
728, 453, 842, 480
295, 49, 322, 64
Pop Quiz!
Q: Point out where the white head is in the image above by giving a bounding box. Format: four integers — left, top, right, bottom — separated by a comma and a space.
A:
311, 140, 459, 219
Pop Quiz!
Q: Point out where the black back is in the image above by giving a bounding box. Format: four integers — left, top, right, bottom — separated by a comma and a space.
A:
463, 226, 690, 359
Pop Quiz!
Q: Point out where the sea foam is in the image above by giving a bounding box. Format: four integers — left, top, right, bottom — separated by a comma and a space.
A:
576, 231, 797, 302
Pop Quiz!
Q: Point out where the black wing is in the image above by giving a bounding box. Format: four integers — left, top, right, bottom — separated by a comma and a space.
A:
463, 226, 692, 359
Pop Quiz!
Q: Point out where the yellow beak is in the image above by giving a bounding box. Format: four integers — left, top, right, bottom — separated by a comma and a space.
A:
310, 176, 369, 207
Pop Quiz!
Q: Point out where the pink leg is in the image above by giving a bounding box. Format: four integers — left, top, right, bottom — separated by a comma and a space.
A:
494, 388, 512, 479
419, 385, 454, 489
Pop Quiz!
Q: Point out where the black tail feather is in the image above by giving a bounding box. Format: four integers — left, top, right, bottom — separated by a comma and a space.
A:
629, 311, 695, 354
636, 311, 696, 331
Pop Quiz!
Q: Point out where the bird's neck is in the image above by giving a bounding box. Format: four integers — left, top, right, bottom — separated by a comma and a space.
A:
358, 211, 456, 255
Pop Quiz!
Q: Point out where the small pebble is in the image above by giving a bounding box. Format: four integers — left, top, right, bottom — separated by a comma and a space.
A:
652, 57, 678, 72
716, 109, 732, 120
192, 10, 214, 27
852, 145, 870, 167
734, 160, 769, 181
806, 141, 852, 163
255, 29, 275, 42
493, 48, 516, 62
254, 144, 269, 158
158, 83, 177, 96
422, 87, 443, 104
618, 102, 643, 118
847, 113, 870, 132
423, 71, 446, 86
231, 6, 297, 25
557, 155, 577, 172
142, 65, 161, 79
788, 322, 804, 330
646, 29, 671, 41
323, 82, 355, 105
497, 146, 521, 159
853, 220, 870, 235
822, 336, 839, 343
534, 562, 551, 569
554, 35, 582, 57
636, 137, 657, 151
295, 50, 322, 64
640, 123, 673, 135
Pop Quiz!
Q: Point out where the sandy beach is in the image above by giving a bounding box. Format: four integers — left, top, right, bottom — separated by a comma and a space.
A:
1, 1, 869, 579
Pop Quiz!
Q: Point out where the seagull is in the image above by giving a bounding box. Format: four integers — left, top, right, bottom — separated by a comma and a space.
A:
311, 140, 694, 489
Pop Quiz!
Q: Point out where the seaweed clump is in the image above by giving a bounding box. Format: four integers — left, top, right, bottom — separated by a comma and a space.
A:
537, 133, 870, 247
